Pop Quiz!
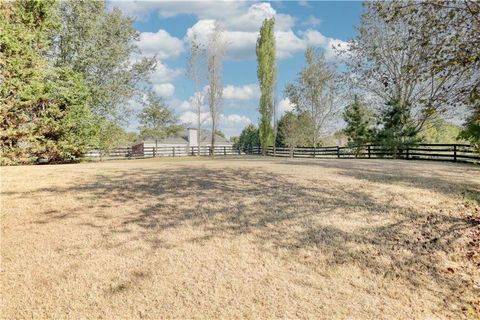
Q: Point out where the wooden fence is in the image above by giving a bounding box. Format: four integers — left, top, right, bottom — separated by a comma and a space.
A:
85, 144, 479, 163
266, 144, 480, 163
85, 146, 261, 159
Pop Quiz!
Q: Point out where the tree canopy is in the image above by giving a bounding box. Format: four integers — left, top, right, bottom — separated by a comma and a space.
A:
342, 95, 374, 151
285, 47, 338, 148
1, 0, 158, 164
234, 124, 260, 151
256, 18, 276, 154
138, 92, 181, 140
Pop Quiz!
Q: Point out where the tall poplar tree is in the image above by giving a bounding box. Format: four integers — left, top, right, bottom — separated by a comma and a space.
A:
256, 18, 276, 155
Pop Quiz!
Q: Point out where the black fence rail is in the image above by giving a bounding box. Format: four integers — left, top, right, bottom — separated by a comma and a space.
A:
266, 144, 480, 163
85, 146, 261, 159
85, 144, 478, 163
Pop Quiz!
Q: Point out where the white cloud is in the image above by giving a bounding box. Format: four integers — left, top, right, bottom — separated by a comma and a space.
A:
171, 92, 208, 113
149, 61, 183, 84
186, 20, 256, 60
154, 1, 249, 21
179, 110, 210, 125
185, 19, 215, 48
302, 29, 328, 47
179, 110, 252, 137
137, 29, 184, 59
220, 114, 252, 137
115, 1, 346, 62
302, 29, 348, 62
132, 29, 184, 92
223, 84, 260, 100
113, 1, 293, 31
298, 0, 312, 8
153, 83, 175, 97
186, 20, 300, 60
276, 30, 307, 59
186, 20, 345, 61
277, 97, 295, 115
177, 100, 194, 111
225, 3, 294, 32
324, 38, 349, 62
302, 15, 321, 27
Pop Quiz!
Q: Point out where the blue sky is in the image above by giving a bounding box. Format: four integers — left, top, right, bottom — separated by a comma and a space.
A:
111, 1, 364, 137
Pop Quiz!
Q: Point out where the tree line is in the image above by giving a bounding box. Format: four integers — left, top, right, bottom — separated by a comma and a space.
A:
236, 1, 479, 157
2, 1, 478, 164
1, 0, 232, 165
2, 0, 147, 164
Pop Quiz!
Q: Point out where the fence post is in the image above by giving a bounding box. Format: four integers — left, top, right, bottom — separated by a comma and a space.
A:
453, 144, 457, 162
368, 145, 371, 159
337, 146, 340, 158
406, 146, 409, 160
238, 147, 241, 155
313, 147, 316, 158
209, 146, 212, 156
153, 147, 156, 157
224, 146, 226, 156
172, 147, 175, 157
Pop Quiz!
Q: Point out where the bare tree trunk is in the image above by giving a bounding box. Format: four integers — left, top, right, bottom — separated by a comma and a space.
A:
273, 93, 277, 157
206, 23, 226, 158
187, 36, 206, 157
196, 98, 201, 156
211, 119, 216, 156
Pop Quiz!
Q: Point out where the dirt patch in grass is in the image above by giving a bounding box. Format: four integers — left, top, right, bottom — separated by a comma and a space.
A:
1, 158, 479, 319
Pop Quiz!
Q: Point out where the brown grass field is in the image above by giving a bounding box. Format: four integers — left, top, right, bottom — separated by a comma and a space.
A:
1, 157, 480, 319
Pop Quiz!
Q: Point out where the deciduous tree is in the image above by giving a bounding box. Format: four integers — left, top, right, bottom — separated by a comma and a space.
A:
278, 111, 311, 157
341, 1, 477, 138
206, 23, 227, 154
54, 0, 155, 122
187, 35, 208, 155
138, 92, 181, 148
285, 47, 338, 153
385, 1, 479, 150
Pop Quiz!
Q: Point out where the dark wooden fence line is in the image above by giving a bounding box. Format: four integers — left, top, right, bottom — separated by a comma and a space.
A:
266, 144, 480, 163
85, 145, 261, 159
85, 144, 478, 163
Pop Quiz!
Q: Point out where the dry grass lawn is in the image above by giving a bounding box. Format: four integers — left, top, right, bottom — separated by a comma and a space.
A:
1, 157, 480, 319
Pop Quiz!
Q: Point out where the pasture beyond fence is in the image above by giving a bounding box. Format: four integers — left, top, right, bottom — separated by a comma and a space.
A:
85, 143, 479, 164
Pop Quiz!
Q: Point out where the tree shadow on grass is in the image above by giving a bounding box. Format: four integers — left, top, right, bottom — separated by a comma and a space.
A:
7, 163, 479, 315
278, 158, 480, 203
